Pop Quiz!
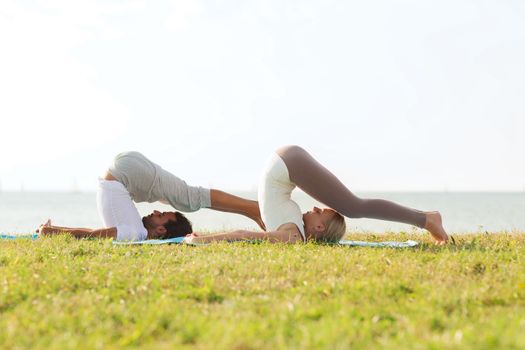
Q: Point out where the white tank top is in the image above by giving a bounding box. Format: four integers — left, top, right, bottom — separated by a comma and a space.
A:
258, 153, 306, 241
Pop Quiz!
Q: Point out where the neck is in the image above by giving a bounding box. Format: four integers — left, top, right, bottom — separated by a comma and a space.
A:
147, 229, 158, 239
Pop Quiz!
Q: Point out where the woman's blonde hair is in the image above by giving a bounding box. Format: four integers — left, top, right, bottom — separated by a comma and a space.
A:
322, 211, 346, 242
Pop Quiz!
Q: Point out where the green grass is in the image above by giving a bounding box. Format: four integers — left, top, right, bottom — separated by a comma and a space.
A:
1, 232, 525, 349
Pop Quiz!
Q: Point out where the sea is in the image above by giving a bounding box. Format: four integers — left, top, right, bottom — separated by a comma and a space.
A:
1, 191, 524, 235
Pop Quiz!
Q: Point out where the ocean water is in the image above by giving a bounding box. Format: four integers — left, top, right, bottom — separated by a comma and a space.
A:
1, 191, 524, 235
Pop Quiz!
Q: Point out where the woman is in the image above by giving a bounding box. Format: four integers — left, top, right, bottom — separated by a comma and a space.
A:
184, 145, 449, 245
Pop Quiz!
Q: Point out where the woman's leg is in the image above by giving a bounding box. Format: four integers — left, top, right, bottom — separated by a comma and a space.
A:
277, 145, 448, 242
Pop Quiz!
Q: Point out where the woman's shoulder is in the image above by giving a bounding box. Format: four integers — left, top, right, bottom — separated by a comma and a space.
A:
275, 222, 305, 242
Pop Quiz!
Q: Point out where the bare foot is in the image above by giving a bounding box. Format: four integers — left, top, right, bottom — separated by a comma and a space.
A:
424, 211, 449, 245
250, 214, 266, 231
248, 204, 267, 231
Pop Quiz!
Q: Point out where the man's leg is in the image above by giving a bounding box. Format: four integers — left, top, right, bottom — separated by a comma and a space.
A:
153, 165, 266, 230
106, 153, 266, 231
209, 190, 266, 230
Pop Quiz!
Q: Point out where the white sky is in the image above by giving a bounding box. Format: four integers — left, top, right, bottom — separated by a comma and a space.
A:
1, 0, 524, 192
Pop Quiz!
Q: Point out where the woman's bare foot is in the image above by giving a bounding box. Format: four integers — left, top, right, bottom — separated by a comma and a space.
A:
424, 211, 449, 245
36, 219, 52, 233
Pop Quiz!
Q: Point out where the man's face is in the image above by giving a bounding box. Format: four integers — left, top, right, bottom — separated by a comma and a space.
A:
142, 210, 177, 230
303, 207, 336, 238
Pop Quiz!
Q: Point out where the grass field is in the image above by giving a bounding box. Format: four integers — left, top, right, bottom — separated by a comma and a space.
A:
1, 232, 524, 349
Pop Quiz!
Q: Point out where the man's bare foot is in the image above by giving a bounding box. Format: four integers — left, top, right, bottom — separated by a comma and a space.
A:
254, 216, 266, 231
424, 211, 449, 245
249, 211, 266, 231
247, 203, 266, 231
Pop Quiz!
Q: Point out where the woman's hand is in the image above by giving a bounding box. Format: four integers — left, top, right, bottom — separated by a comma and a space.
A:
183, 232, 204, 244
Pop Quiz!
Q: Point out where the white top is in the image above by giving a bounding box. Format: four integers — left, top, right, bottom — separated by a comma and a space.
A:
258, 153, 306, 242
96, 178, 148, 241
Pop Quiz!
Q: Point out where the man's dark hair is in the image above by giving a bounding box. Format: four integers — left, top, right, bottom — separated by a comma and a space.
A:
160, 212, 193, 239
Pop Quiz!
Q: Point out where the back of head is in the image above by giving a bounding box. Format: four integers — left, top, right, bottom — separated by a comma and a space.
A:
321, 212, 346, 242
160, 212, 193, 239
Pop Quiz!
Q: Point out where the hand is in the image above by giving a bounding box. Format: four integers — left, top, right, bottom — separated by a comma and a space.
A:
183, 232, 201, 244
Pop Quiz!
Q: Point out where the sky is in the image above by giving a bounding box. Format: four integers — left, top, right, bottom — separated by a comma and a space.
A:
1, 0, 524, 192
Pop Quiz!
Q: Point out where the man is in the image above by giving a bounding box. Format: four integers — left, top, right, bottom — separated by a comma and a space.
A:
38, 151, 264, 241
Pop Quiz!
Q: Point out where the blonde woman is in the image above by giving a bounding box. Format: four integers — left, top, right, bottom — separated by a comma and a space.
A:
184, 145, 449, 245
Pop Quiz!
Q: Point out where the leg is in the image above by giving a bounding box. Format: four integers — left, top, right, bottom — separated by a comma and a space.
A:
108, 154, 266, 230
277, 145, 448, 243
153, 164, 265, 230
209, 190, 266, 231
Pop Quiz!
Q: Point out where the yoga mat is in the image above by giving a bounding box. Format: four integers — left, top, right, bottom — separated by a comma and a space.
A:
113, 237, 419, 247
1, 234, 418, 248
112, 237, 185, 245
0, 235, 186, 244
338, 240, 418, 248
0, 234, 39, 240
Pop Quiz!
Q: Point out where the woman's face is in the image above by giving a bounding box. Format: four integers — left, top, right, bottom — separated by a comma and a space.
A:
303, 207, 336, 237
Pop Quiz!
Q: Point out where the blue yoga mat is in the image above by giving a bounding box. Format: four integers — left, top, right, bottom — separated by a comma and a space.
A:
0, 234, 39, 240
0, 234, 185, 243
1, 234, 418, 248
113, 237, 418, 248
112, 237, 185, 245
338, 240, 418, 248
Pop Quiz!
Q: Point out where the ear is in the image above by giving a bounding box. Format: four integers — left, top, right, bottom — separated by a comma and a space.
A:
315, 223, 325, 233
155, 225, 167, 235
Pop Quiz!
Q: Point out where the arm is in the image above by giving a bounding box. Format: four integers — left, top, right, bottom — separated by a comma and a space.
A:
40, 225, 117, 239
185, 223, 302, 244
